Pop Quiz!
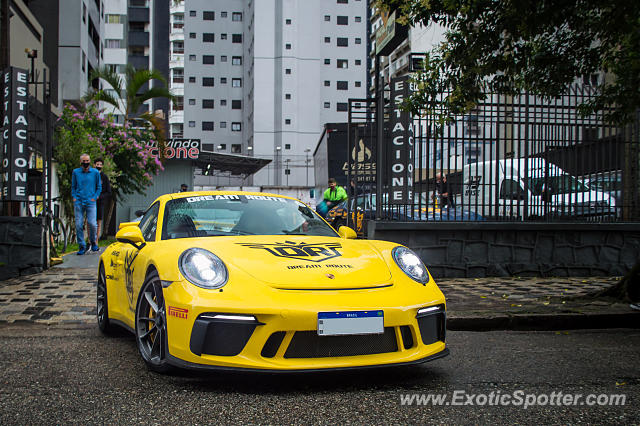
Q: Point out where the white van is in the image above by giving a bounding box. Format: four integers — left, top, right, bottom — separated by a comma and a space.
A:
456, 158, 616, 219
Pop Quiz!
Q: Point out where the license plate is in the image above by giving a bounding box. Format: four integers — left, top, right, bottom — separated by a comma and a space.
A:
317, 310, 384, 336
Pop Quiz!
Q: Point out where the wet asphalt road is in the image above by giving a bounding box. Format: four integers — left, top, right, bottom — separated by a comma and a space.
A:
0, 325, 638, 424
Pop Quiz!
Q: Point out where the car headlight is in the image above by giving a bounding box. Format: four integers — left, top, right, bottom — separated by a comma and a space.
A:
392, 246, 429, 284
178, 248, 228, 289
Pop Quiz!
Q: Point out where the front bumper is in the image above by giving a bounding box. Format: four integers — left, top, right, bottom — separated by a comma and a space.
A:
162, 280, 448, 371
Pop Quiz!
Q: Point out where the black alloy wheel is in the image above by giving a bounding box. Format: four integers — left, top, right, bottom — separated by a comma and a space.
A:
135, 270, 172, 373
97, 264, 115, 334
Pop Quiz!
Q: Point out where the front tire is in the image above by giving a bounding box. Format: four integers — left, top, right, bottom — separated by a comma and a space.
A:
97, 264, 115, 334
135, 270, 173, 373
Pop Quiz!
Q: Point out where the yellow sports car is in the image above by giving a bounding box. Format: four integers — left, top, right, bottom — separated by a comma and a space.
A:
98, 191, 448, 373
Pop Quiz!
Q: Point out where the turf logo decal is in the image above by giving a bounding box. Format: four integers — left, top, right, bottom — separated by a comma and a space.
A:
238, 241, 343, 263
124, 250, 139, 303
168, 306, 188, 319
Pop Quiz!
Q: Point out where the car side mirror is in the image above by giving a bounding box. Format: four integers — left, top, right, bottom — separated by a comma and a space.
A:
338, 226, 357, 239
118, 221, 139, 230
116, 226, 146, 250
135, 209, 145, 217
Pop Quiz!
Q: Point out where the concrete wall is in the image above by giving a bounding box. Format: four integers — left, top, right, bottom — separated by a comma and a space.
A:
368, 222, 640, 278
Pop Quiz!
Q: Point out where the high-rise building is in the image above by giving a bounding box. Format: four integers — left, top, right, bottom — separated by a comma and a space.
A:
183, 0, 368, 188
169, 1, 185, 138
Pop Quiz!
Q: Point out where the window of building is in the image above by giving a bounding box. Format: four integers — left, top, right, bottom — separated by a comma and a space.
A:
221, 99, 227, 106
189, 54, 196, 61
232, 34, 242, 43
202, 77, 214, 86
172, 68, 184, 83
355, 38, 361, 44
218, 143, 227, 150
232, 12, 242, 21
232, 78, 242, 87
324, 15, 330, 21
232, 56, 242, 65
221, 11, 227, 18
231, 122, 241, 131
285, 68, 291, 74
324, 80, 330, 87
189, 76, 196, 83
324, 102, 330, 108
220, 122, 227, 128
221, 55, 227, 62
231, 144, 242, 153
355, 81, 361, 87
337, 59, 348, 68
189, 10, 196, 17
355, 16, 361, 22
221, 33, 227, 40
188, 121, 195, 127
203, 33, 215, 42
221, 77, 227, 84
337, 16, 348, 25
285, 43, 291, 49
324, 58, 330, 65
285, 119, 291, 125
173, 96, 184, 110
203, 55, 215, 64
202, 99, 214, 109
285, 144, 291, 150
324, 37, 330, 43
202, 121, 214, 131
337, 0, 348, 3
337, 37, 348, 47
188, 98, 195, 105
337, 81, 348, 90
189, 32, 196, 39
337, 103, 348, 111
83, 3, 87, 24
286, 19, 292, 24
285, 93, 291, 99
203, 11, 215, 20
106, 39, 122, 48
232, 100, 242, 109
106, 14, 123, 24
82, 51, 86, 72
355, 59, 361, 65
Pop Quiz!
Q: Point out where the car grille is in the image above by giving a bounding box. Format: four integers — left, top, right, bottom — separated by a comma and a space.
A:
417, 311, 446, 345
283, 327, 398, 358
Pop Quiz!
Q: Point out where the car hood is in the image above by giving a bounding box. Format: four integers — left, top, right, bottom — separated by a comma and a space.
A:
175, 235, 393, 290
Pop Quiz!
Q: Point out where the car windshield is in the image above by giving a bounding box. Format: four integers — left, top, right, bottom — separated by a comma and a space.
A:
527, 175, 587, 196
161, 194, 338, 239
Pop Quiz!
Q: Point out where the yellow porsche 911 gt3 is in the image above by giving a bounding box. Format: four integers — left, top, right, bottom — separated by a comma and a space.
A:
98, 191, 448, 373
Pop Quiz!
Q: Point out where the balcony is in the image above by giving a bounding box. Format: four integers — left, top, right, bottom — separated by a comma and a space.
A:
128, 31, 149, 47
128, 7, 149, 23
128, 55, 149, 70
169, 109, 184, 124
169, 56, 184, 69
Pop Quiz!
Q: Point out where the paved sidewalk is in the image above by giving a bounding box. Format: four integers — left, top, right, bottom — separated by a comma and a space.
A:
0, 263, 636, 329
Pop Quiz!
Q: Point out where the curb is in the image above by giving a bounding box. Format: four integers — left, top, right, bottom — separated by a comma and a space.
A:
447, 311, 640, 331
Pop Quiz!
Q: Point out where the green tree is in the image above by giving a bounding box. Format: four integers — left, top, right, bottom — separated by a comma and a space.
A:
55, 103, 165, 238
378, 0, 640, 125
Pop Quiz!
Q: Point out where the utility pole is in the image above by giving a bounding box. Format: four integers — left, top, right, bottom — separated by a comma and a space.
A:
304, 148, 311, 186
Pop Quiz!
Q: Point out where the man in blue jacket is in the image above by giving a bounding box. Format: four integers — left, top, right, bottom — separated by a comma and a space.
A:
72, 154, 102, 255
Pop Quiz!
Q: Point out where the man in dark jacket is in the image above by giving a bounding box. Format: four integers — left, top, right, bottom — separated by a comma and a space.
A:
433, 172, 456, 208
94, 158, 112, 239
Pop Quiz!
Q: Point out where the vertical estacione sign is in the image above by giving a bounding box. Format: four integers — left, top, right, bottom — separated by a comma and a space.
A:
1, 67, 29, 201
389, 76, 414, 204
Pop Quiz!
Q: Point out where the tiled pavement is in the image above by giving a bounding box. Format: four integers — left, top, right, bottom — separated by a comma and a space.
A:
0, 265, 625, 325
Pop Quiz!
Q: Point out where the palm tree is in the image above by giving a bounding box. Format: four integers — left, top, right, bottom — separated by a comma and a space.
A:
84, 64, 175, 237
86, 64, 175, 129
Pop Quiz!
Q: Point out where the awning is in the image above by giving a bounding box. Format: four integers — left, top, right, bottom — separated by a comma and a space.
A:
195, 152, 272, 177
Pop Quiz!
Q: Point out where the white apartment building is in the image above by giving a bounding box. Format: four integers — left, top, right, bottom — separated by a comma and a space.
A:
169, 1, 185, 138
103, 0, 128, 122
183, 0, 368, 188
58, 0, 105, 104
